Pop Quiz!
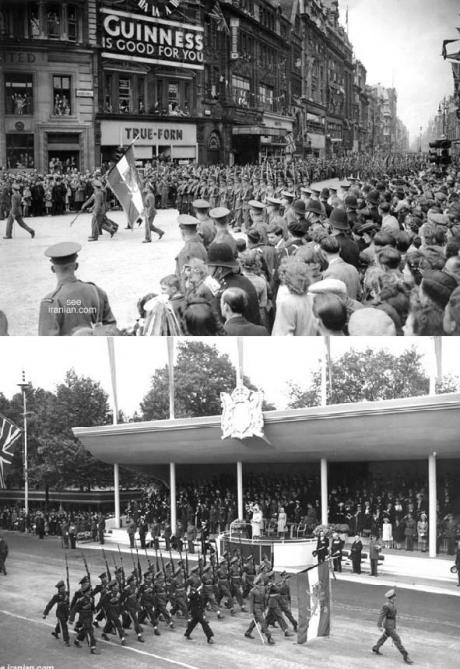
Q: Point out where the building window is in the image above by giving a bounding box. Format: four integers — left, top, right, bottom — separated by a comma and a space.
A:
6, 133, 34, 169
67, 5, 78, 41
259, 83, 273, 111
28, 3, 40, 38
47, 3, 61, 38
53, 76, 71, 115
5, 73, 33, 115
119, 77, 131, 113
232, 75, 250, 107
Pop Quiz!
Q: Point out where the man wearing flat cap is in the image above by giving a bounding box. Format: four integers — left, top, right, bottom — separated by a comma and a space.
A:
372, 588, 413, 664
38, 242, 117, 336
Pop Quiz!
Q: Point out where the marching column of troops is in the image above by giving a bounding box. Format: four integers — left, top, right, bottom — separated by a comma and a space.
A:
42, 546, 297, 653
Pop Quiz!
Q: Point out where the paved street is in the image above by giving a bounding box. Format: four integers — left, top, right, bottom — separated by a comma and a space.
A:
1, 531, 459, 669
0, 179, 340, 336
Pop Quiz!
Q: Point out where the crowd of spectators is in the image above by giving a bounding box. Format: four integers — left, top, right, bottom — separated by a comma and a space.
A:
2, 154, 460, 336
1, 469, 458, 556
122, 471, 460, 556
0, 506, 106, 546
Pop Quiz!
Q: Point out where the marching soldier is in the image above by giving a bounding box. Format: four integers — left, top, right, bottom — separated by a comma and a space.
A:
139, 571, 161, 635
101, 579, 127, 645
3, 182, 35, 240
43, 580, 70, 646
143, 184, 164, 243
229, 556, 246, 612
92, 571, 108, 627
184, 584, 215, 644
244, 574, 274, 645
265, 575, 294, 638
242, 555, 256, 598
70, 582, 97, 654
216, 557, 234, 614
153, 570, 175, 629
170, 565, 189, 619
201, 564, 224, 620
277, 572, 297, 632
122, 577, 145, 642
372, 588, 413, 664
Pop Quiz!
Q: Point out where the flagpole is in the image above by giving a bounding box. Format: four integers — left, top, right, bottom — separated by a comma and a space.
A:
17, 371, 29, 518
106, 338, 120, 528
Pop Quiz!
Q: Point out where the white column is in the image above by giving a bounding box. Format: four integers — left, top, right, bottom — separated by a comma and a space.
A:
114, 463, 120, 528
237, 461, 243, 520
170, 462, 177, 535
321, 457, 328, 526
23, 388, 28, 516
428, 453, 437, 558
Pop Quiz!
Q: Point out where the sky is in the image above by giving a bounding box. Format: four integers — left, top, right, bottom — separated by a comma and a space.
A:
0, 337, 459, 416
337, 0, 459, 143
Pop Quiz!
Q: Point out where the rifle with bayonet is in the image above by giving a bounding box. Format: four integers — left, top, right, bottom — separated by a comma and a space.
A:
65, 552, 70, 599
102, 548, 111, 581
135, 540, 142, 583
81, 553, 92, 588
117, 544, 125, 587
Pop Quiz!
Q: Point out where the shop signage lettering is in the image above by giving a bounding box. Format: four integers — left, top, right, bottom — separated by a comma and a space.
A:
101, 7, 204, 70
126, 127, 183, 141
101, 121, 197, 146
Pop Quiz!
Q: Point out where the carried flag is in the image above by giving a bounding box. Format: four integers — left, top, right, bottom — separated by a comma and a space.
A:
0, 415, 22, 488
107, 144, 144, 228
296, 562, 331, 644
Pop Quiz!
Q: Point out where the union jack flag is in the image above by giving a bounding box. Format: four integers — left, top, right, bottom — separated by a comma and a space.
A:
0, 415, 22, 488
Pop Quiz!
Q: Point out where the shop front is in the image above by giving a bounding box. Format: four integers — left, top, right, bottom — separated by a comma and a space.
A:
100, 120, 198, 164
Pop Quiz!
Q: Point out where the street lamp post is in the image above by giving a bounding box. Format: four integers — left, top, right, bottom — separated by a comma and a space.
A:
17, 371, 29, 517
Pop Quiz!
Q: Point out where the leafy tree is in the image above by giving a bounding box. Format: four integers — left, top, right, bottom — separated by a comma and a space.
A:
288, 347, 459, 408
141, 340, 274, 420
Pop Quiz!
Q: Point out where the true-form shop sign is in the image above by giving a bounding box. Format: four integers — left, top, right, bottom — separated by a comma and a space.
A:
101, 7, 204, 70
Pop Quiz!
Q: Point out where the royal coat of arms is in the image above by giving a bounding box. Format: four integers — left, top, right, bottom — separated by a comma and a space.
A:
220, 384, 264, 440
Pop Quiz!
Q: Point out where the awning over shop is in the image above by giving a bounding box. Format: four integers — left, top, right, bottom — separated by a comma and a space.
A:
232, 126, 287, 137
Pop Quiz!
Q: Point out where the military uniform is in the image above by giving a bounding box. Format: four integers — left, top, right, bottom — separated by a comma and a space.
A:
229, 557, 245, 609
122, 580, 144, 641
72, 585, 96, 653
201, 565, 223, 619
43, 580, 70, 646
38, 242, 117, 336
175, 216, 208, 281
216, 560, 234, 613
144, 190, 164, 242
277, 574, 297, 631
153, 571, 174, 627
245, 581, 274, 644
184, 588, 214, 643
101, 580, 126, 644
372, 590, 413, 664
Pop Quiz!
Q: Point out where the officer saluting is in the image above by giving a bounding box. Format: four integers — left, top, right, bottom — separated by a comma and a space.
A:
38, 242, 117, 336
372, 588, 413, 664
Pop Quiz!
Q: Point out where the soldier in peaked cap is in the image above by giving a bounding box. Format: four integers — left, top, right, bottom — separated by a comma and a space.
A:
38, 242, 117, 336
3, 182, 35, 240
372, 588, 413, 664
281, 190, 296, 226
192, 198, 216, 249
248, 200, 268, 244
210, 206, 237, 256
81, 179, 111, 241
43, 579, 70, 646
143, 183, 164, 243
176, 214, 208, 282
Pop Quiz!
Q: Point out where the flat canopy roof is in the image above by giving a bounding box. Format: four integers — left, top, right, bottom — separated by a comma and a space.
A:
73, 393, 460, 465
